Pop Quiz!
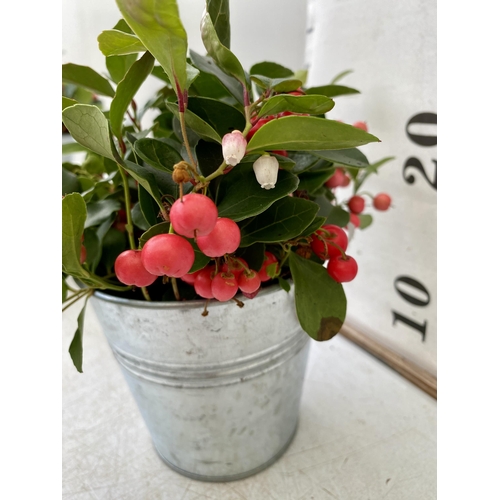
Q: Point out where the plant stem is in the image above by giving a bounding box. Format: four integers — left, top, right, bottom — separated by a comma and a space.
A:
63, 288, 88, 305
141, 286, 151, 301
178, 111, 198, 170
117, 163, 136, 250
171, 277, 180, 301
62, 289, 93, 312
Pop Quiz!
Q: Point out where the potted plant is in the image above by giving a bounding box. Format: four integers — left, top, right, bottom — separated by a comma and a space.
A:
62, 0, 393, 482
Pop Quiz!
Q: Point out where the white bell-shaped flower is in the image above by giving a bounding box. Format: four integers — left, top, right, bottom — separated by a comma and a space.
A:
253, 154, 279, 190
222, 130, 247, 167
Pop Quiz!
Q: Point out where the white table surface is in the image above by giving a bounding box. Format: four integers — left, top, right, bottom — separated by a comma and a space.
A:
62, 301, 436, 500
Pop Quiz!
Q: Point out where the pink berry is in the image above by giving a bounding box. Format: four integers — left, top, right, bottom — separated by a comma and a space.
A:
180, 270, 200, 285
115, 250, 158, 287
349, 213, 360, 228
196, 218, 241, 257
238, 270, 261, 294
353, 121, 368, 132
327, 255, 358, 283
347, 195, 365, 214
325, 168, 346, 189
257, 251, 279, 282
222, 257, 248, 280
211, 272, 239, 301
373, 193, 391, 211
311, 225, 348, 260
141, 234, 195, 277
169, 193, 218, 238
194, 266, 215, 299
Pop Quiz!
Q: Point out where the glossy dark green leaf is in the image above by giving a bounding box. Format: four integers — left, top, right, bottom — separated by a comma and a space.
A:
190, 50, 244, 104
62, 63, 115, 97
305, 84, 359, 98
258, 94, 334, 118
188, 240, 211, 273
250, 75, 302, 93
110, 51, 154, 140
82, 152, 106, 175
122, 160, 164, 208
82, 227, 101, 272
84, 199, 121, 228
69, 298, 89, 373
134, 137, 182, 172
249, 61, 294, 78
200, 8, 247, 87
216, 164, 300, 221
196, 139, 224, 177
62, 167, 80, 195
138, 221, 169, 247
246, 116, 380, 153
189, 69, 235, 101
355, 156, 395, 192
311, 148, 370, 168
106, 54, 138, 84
131, 202, 150, 230
358, 213, 373, 229
239, 197, 319, 247
101, 228, 128, 275
235, 243, 266, 272
62, 193, 87, 277
115, 0, 188, 93
298, 166, 336, 193
138, 185, 159, 227
289, 252, 346, 341
62, 104, 116, 160
207, 0, 231, 49
287, 151, 323, 174
98, 29, 146, 56
278, 277, 291, 292
166, 102, 221, 143
325, 205, 350, 227
299, 216, 326, 237
187, 97, 245, 137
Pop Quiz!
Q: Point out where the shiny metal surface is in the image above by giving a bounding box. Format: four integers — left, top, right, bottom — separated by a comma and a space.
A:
90, 284, 311, 482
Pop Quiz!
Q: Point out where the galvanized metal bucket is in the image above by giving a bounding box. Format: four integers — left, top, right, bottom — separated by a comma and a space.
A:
91, 284, 310, 482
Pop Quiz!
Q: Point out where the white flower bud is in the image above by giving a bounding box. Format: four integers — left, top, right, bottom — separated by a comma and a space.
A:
253, 154, 279, 190
222, 130, 247, 167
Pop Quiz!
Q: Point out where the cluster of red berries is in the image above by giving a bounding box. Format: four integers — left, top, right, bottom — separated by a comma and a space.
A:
113, 193, 279, 302
310, 224, 358, 282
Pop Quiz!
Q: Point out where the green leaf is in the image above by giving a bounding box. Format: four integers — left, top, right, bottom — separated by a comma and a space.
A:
287, 151, 323, 174
200, 8, 247, 87
62, 141, 90, 156
62, 193, 87, 277
249, 61, 294, 78
216, 163, 300, 221
250, 75, 302, 93
62, 167, 80, 195
258, 94, 334, 118
166, 102, 221, 143
358, 213, 373, 229
239, 197, 319, 247
115, 0, 188, 94
294, 69, 308, 86
62, 96, 78, 110
62, 277, 69, 303
122, 160, 164, 208
98, 29, 147, 56
110, 51, 154, 140
106, 54, 138, 84
69, 297, 90, 373
82, 227, 102, 272
289, 252, 346, 341
299, 216, 326, 237
62, 63, 115, 98
84, 199, 121, 228
137, 185, 159, 227
305, 84, 359, 98
278, 277, 291, 292
235, 243, 265, 271
190, 50, 244, 105
187, 97, 245, 137
311, 148, 370, 168
138, 221, 169, 247
134, 137, 182, 172
207, 0, 231, 49
196, 139, 224, 177
298, 166, 336, 193
101, 228, 128, 275
62, 104, 116, 160
189, 240, 211, 273
246, 116, 380, 152
355, 156, 395, 192
330, 69, 353, 84
325, 205, 350, 227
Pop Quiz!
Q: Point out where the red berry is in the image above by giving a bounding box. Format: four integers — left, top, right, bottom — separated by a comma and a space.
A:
277, 111, 294, 118
169, 193, 218, 238
257, 251, 279, 282
340, 174, 351, 187
222, 257, 248, 279
347, 195, 365, 214
141, 234, 195, 277
211, 272, 239, 301
196, 218, 241, 257
373, 193, 391, 211
238, 270, 261, 294
180, 270, 200, 285
246, 116, 275, 141
327, 255, 358, 283
353, 121, 368, 132
311, 225, 348, 260
349, 213, 360, 228
115, 250, 157, 287
194, 266, 215, 299
325, 168, 346, 189
272, 150, 288, 157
